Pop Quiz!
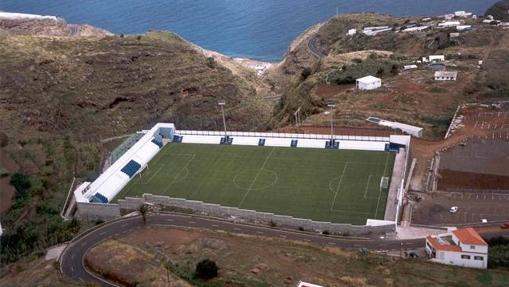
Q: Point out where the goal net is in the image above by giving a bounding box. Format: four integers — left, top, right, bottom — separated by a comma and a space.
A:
380, 176, 389, 191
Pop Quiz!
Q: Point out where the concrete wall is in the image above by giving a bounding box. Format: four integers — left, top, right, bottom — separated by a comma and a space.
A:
115, 194, 395, 236
76, 202, 120, 221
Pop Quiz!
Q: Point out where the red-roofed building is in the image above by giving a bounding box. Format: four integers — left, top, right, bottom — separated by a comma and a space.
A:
425, 228, 488, 269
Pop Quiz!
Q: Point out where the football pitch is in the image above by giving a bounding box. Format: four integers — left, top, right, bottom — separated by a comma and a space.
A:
115, 143, 395, 225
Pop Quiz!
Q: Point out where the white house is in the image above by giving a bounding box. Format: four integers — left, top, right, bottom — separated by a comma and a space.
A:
434, 71, 458, 81
454, 11, 473, 18
356, 75, 381, 90
426, 228, 488, 269
347, 28, 357, 36
422, 55, 445, 63
297, 282, 323, 287
456, 25, 472, 31
438, 21, 461, 28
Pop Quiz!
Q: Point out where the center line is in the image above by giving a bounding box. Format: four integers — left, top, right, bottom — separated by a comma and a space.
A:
238, 147, 275, 208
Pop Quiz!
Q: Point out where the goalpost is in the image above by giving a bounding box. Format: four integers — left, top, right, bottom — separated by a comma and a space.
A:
380, 176, 389, 192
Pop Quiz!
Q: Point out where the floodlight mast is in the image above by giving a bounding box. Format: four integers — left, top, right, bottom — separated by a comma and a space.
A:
218, 101, 227, 137
327, 103, 336, 140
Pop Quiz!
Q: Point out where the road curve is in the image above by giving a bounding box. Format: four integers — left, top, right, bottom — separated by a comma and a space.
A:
60, 214, 424, 286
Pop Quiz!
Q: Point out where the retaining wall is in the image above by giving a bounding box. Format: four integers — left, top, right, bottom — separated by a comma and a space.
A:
76, 202, 120, 221
116, 194, 395, 235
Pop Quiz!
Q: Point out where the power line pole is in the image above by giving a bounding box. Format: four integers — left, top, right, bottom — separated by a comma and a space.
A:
218, 101, 227, 138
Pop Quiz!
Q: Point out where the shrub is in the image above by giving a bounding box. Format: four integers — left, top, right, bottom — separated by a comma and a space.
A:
301, 67, 312, 80
195, 259, 218, 280
206, 57, 216, 69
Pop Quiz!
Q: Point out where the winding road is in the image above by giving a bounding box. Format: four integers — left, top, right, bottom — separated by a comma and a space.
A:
60, 214, 424, 286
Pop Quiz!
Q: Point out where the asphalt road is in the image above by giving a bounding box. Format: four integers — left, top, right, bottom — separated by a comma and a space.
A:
307, 35, 328, 58
60, 214, 424, 287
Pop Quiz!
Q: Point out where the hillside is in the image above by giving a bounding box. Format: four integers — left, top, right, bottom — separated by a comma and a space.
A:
85, 226, 509, 287
486, 0, 509, 21
270, 13, 509, 138
0, 26, 271, 265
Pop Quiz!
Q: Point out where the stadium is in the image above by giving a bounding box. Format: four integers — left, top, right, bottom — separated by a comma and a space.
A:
71, 123, 410, 230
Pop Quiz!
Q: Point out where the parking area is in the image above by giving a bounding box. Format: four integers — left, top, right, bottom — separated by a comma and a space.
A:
412, 102, 509, 226
412, 190, 509, 225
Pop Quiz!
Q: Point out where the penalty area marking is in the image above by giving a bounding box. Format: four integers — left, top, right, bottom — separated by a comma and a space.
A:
162, 154, 196, 195
374, 153, 390, 218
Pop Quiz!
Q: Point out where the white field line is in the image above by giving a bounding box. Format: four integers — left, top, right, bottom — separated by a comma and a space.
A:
330, 162, 349, 212
141, 167, 162, 184
363, 175, 373, 199
374, 153, 390, 217
238, 147, 275, 208
163, 154, 196, 194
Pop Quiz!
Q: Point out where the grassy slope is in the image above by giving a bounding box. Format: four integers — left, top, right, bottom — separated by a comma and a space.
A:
117, 143, 394, 224
0, 31, 270, 264
85, 226, 509, 287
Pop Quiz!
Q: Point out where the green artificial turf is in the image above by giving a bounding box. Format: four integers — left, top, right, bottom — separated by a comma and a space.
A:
115, 143, 395, 225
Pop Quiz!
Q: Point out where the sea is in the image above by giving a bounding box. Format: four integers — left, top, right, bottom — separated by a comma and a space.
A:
0, 0, 500, 61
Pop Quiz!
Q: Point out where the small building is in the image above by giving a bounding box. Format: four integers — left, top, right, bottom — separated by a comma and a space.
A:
366, 117, 423, 137
456, 25, 472, 31
422, 55, 445, 63
403, 64, 418, 70
347, 28, 357, 36
356, 75, 382, 90
425, 228, 488, 269
438, 21, 461, 28
434, 71, 458, 81
402, 26, 429, 32
429, 55, 445, 62
454, 11, 473, 18
297, 282, 323, 287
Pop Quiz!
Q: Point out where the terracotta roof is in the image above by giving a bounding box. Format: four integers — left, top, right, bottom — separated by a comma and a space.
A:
453, 228, 487, 246
426, 235, 462, 252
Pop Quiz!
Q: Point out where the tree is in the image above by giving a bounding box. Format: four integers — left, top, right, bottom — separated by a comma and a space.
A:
195, 259, 218, 280
10, 172, 31, 203
138, 204, 148, 224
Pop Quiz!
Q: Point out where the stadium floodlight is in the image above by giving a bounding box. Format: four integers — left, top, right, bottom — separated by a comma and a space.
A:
218, 101, 227, 137
327, 103, 336, 140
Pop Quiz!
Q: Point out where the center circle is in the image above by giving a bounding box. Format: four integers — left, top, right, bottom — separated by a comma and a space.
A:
233, 169, 278, 191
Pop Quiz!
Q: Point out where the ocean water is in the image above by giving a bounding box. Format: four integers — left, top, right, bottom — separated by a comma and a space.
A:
0, 0, 500, 61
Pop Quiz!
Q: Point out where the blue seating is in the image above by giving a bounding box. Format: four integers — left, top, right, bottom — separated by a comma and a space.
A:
90, 192, 108, 203
121, 160, 142, 178
325, 139, 340, 149
220, 136, 233, 145
291, 139, 298, 147
172, 135, 183, 143
151, 138, 163, 148
258, 138, 266, 146
386, 143, 405, 152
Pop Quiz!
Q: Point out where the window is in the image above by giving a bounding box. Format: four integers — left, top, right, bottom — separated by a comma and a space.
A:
461, 255, 471, 259
474, 256, 484, 261
470, 245, 475, 250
